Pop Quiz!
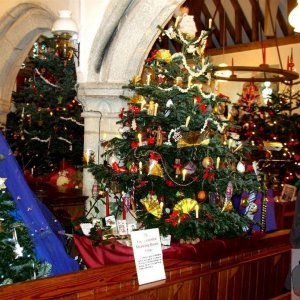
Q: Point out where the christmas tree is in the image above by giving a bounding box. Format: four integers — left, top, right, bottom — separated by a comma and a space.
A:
88, 18, 261, 242
0, 178, 51, 285
6, 38, 84, 180
236, 80, 300, 193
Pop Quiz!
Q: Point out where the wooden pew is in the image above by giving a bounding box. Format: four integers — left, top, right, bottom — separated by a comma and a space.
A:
0, 230, 291, 300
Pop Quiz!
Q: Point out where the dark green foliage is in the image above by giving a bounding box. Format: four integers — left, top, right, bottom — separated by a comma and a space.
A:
0, 189, 51, 285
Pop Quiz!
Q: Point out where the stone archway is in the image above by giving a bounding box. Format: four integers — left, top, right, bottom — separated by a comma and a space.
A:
0, 3, 55, 123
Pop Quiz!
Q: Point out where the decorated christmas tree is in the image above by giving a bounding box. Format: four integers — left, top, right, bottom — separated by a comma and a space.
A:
6, 38, 84, 182
236, 80, 300, 192
0, 177, 51, 285
88, 17, 262, 242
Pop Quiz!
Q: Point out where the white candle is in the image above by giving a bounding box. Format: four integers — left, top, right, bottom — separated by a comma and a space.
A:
139, 161, 142, 174
160, 202, 164, 210
185, 116, 191, 127
182, 169, 187, 181
154, 103, 158, 116
188, 75, 193, 87
209, 18, 212, 29
216, 157, 220, 169
146, 74, 151, 85
141, 99, 146, 110
195, 204, 199, 218
138, 133, 142, 146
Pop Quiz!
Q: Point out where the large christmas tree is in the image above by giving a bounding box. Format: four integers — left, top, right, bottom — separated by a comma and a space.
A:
88, 17, 262, 242
6, 38, 84, 179
0, 178, 51, 285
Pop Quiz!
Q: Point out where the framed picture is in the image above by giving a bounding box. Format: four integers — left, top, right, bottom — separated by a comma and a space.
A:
280, 184, 297, 202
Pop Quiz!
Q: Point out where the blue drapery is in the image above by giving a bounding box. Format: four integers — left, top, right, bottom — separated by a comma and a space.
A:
0, 132, 79, 276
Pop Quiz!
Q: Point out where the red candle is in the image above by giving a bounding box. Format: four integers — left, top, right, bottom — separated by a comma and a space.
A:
122, 198, 126, 220
105, 190, 110, 216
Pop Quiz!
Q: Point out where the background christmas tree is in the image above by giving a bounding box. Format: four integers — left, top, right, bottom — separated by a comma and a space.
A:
88, 19, 261, 242
0, 178, 51, 285
236, 80, 300, 194
6, 38, 84, 181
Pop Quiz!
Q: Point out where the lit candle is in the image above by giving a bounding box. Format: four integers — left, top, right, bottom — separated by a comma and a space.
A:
188, 75, 193, 87
160, 202, 164, 210
141, 99, 146, 110
138, 133, 142, 146
139, 161, 143, 174
146, 74, 151, 85
154, 103, 158, 116
182, 169, 187, 181
216, 157, 220, 169
185, 116, 191, 127
208, 18, 212, 29
195, 204, 199, 218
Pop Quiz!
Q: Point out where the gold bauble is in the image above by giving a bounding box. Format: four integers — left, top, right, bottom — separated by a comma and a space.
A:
202, 156, 213, 168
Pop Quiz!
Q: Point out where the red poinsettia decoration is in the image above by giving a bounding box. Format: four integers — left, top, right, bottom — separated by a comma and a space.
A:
147, 137, 156, 145
131, 141, 139, 149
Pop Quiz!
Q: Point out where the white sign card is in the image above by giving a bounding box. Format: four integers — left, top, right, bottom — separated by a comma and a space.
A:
117, 220, 128, 235
105, 215, 116, 228
131, 228, 166, 285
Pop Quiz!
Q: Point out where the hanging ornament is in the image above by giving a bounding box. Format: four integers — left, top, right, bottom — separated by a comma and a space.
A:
184, 161, 197, 174
197, 190, 206, 201
141, 194, 163, 218
237, 161, 246, 173
173, 158, 182, 177
131, 119, 137, 130
222, 200, 233, 212
129, 162, 138, 174
148, 152, 163, 177
12, 228, 24, 259
202, 156, 213, 168
225, 181, 233, 200
0, 177, 7, 189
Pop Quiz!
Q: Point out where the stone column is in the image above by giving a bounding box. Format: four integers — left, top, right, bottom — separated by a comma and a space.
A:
77, 82, 130, 216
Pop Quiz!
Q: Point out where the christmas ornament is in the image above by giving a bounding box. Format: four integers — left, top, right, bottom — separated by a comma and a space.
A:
148, 152, 163, 177
177, 132, 209, 148
173, 158, 182, 177
173, 198, 198, 214
225, 181, 233, 200
202, 156, 213, 168
237, 161, 246, 173
0, 177, 7, 189
197, 190, 206, 201
12, 228, 24, 259
141, 194, 163, 218
128, 94, 145, 105
154, 49, 172, 63
222, 200, 233, 212
184, 161, 197, 174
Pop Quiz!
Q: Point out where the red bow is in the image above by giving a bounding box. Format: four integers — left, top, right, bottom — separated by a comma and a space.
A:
203, 169, 215, 182
149, 151, 161, 161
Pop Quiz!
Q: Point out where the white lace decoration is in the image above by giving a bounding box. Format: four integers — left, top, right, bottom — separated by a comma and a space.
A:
60, 116, 84, 126
34, 68, 59, 88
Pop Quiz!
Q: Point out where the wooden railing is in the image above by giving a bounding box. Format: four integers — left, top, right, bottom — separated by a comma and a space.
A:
0, 230, 291, 300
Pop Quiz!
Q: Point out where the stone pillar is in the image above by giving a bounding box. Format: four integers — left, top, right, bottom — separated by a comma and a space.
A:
77, 82, 130, 216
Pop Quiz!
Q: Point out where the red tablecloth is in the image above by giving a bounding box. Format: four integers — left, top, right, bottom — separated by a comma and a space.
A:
74, 233, 265, 268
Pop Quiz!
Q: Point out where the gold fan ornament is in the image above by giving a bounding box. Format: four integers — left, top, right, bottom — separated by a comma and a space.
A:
173, 198, 198, 214
141, 194, 163, 218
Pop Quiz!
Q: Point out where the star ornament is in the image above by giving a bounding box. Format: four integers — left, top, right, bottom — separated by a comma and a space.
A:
0, 177, 7, 190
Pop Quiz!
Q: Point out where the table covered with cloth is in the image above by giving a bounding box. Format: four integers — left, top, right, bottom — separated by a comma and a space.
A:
74, 232, 266, 268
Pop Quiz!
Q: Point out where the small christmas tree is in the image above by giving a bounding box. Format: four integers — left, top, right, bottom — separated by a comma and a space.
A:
6, 38, 84, 179
88, 18, 261, 242
0, 179, 51, 285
